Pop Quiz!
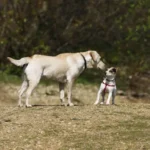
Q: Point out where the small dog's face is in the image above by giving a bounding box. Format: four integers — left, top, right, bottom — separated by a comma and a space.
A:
106, 67, 117, 77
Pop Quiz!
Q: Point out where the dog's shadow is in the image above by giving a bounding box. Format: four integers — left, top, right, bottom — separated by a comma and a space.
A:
32, 104, 84, 107
32, 98, 85, 107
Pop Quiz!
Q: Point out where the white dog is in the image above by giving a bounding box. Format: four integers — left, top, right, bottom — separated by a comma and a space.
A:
94, 67, 117, 105
7, 50, 105, 107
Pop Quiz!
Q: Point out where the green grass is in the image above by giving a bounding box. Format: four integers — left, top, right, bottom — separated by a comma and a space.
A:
0, 72, 21, 84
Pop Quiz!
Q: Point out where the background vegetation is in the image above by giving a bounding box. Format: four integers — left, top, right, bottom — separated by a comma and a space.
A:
0, 0, 149, 94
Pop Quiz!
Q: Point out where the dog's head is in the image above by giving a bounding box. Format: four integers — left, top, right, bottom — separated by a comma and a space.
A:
85, 50, 106, 70
106, 67, 117, 78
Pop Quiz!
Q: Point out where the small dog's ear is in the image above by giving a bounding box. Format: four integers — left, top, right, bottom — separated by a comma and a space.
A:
113, 67, 119, 73
112, 68, 117, 73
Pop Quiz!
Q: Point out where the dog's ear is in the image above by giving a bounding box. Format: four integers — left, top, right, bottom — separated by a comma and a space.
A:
89, 51, 98, 62
112, 68, 117, 73
112, 67, 119, 73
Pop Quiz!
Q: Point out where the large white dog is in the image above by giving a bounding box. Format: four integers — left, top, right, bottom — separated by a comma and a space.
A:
7, 50, 106, 107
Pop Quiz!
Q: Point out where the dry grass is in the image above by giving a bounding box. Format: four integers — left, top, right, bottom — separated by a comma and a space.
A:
0, 83, 150, 150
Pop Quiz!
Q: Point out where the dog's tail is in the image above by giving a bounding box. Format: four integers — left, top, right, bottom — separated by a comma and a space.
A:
7, 57, 31, 67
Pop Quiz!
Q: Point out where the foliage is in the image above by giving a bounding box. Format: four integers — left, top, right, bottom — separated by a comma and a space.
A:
0, 0, 149, 87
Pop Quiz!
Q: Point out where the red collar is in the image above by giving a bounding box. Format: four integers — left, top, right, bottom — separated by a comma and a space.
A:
102, 82, 115, 94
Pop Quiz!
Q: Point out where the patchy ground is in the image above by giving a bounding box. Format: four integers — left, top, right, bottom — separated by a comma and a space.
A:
0, 83, 150, 150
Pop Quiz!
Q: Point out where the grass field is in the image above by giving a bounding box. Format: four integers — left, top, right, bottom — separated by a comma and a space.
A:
0, 81, 150, 150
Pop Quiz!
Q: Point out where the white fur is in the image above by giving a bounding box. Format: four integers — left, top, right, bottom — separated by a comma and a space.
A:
7, 51, 105, 107
94, 67, 117, 105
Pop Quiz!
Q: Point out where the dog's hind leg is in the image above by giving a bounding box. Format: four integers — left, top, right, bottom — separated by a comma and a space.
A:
112, 90, 116, 105
18, 80, 28, 107
59, 82, 66, 106
24, 65, 42, 107
100, 92, 105, 105
67, 79, 75, 106
25, 79, 40, 107
106, 92, 112, 105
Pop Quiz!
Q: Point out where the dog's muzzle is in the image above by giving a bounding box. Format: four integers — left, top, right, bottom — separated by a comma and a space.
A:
98, 61, 106, 70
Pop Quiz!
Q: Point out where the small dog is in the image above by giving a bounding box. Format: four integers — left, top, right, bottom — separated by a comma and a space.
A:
94, 67, 117, 105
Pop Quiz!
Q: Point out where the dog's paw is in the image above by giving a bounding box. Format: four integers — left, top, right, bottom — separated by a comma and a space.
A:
68, 103, 74, 106
100, 102, 104, 105
26, 104, 32, 108
106, 103, 110, 105
18, 103, 23, 107
61, 103, 68, 107
94, 102, 99, 105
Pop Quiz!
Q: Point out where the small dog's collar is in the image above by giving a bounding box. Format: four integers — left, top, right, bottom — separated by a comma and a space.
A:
80, 53, 87, 69
105, 78, 115, 82
102, 82, 115, 95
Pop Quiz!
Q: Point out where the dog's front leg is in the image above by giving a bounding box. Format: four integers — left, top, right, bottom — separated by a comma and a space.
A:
106, 92, 112, 105
59, 82, 67, 106
94, 84, 104, 105
67, 79, 75, 106
94, 89, 102, 105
